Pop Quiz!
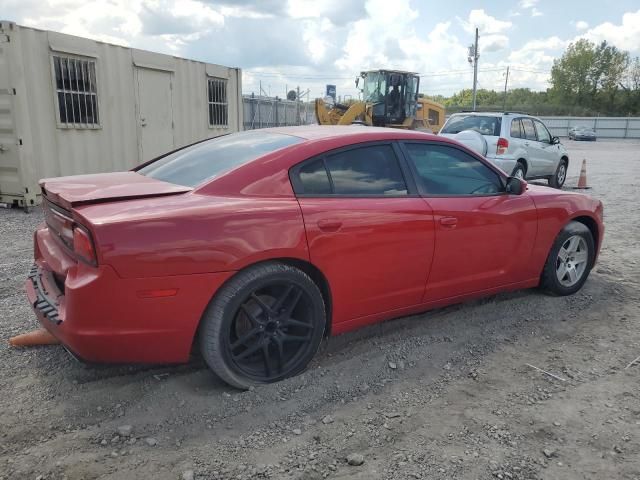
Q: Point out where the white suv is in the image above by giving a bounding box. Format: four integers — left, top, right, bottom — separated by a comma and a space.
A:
438, 112, 569, 188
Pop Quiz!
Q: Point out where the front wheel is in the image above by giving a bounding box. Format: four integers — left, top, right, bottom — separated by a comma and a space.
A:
540, 221, 594, 296
199, 262, 326, 389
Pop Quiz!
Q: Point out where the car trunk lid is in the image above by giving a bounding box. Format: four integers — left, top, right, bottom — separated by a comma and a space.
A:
40, 171, 192, 209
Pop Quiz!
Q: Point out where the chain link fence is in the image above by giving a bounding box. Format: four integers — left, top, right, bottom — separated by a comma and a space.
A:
243, 95, 315, 130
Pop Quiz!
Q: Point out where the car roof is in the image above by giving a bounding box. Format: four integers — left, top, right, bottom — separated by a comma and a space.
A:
263, 125, 439, 141
449, 112, 504, 118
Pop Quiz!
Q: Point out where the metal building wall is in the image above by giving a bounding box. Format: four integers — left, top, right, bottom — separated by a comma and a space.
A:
539, 116, 640, 139
0, 22, 242, 207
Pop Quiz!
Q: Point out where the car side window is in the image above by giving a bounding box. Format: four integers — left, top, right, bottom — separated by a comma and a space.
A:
404, 143, 502, 195
510, 119, 523, 138
534, 120, 551, 143
297, 158, 332, 194
521, 118, 537, 141
324, 145, 408, 195
294, 144, 408, 196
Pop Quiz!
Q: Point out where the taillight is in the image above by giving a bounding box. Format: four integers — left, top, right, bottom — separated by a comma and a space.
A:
497, 137, 509, 155
73, 225, 97, 265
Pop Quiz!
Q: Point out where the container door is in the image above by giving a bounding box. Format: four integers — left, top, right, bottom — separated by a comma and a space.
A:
136, 68, 174, 162
0, 27, 25, 205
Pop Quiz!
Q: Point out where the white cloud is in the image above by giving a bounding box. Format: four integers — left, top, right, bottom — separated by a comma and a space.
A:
518, 0, 543, 18
482, 34, 509, 52
575, 20, 589, 31
518, 0, 538, 8
458, 9, 512, 35
576, 9, 640, 51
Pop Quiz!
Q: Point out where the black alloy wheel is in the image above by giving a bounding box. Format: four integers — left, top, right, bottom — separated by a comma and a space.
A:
199, 263, 326, 389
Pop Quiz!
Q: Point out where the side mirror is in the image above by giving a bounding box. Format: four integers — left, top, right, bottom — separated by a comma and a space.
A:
506, 176, 526, 195
551, 136, 560, 145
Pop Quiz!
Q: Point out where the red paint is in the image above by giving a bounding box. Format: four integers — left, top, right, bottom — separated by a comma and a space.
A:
26, 126, 604, 365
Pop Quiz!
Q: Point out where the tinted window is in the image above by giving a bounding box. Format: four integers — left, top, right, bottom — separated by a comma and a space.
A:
324, 145, 407, 195
510, 119, 523, 138
521, 119, 537, 141
428, 108, 440, 126
404, 143, 502, 195
534, 120, 551, 143
440, 115, 502, 136
138, 131, 302, 187
298, 158, 331, 194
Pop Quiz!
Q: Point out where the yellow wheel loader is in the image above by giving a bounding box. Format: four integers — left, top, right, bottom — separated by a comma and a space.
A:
315, 70, 445, 133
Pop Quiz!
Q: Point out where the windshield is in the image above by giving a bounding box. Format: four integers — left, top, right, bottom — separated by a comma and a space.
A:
362, 72, 386, 103
441, 115, 502, 136
137, 131, 302, 187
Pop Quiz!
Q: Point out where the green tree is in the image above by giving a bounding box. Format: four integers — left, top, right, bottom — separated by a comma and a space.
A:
550, 39, 629, 113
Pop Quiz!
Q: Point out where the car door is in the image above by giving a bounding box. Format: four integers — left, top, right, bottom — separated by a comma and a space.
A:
520, 118, 542, 176
400, 141, 538, 301
291, 142, 435, 325
533, 119, 559, 175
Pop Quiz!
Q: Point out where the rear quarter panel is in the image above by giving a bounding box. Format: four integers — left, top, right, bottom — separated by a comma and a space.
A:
76, 193, 309, 278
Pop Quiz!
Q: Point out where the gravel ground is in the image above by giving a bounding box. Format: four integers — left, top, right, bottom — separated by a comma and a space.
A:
0, 139, 639, 480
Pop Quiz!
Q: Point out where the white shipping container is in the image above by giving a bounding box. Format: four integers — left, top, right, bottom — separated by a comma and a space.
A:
0, 21, 243, 207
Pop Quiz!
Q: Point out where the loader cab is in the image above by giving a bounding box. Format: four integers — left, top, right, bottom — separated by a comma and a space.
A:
359, 70, 420, 126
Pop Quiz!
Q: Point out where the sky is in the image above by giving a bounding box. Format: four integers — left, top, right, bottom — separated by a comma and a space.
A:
3, 0, 640, 100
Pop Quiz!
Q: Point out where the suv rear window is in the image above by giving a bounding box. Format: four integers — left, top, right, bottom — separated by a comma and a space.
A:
137, 131, 302, 187
441, 115, 502, 136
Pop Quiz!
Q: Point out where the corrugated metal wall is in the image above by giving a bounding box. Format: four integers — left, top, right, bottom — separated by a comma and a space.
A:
0, 22, 242, 206
539, 116, 640, 138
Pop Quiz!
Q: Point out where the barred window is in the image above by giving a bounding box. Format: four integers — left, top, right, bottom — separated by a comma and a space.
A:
208, 77, 228, 127
53, 55, 99, 127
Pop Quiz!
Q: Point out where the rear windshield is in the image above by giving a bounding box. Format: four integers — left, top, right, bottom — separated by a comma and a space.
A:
137, 131, 303, 187
441, 115, 502, 136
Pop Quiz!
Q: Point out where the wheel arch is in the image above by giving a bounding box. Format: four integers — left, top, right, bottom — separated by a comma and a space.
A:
195, 257, 334, 342
516, 157, 528, 174
276, 258, 333, 336
569, 215, 599, 258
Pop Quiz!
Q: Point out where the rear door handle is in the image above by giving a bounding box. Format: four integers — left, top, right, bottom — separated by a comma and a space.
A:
317, 219, 342, 232
439, 216, 458, 228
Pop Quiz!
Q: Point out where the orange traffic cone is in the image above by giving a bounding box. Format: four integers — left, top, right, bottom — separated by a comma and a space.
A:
9, 328, 59, 347
572, 159, 591, 189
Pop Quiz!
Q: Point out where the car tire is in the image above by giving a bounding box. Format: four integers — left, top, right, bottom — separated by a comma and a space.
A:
549, 159, 568, 189
540, 221, 594, 296
199, 262, 326, 389
512, 161, 526, 179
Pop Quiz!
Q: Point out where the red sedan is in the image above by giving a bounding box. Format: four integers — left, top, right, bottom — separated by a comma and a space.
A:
27, 126, 604, 388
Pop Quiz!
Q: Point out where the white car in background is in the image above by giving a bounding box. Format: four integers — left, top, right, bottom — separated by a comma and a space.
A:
439, 112, 570, 189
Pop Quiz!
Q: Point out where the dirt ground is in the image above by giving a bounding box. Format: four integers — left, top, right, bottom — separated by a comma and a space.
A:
1, 139, 639, 480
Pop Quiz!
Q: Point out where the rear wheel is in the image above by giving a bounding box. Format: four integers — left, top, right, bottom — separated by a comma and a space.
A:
199, 262, 326, 389
540, 221, 594, 296
512, 161, 526, 179
549, 160, 567, 189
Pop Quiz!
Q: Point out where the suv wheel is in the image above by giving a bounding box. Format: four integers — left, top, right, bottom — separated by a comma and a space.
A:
549, 160, 567, 189
512, 161, 526, 179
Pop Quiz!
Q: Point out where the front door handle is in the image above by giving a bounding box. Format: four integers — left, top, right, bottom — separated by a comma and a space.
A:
317, 219, 342, 232
439, 216, 458, 228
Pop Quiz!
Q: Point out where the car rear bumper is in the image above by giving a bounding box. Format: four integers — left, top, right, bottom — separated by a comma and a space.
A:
26, 226, 234, 364
485, 155, 517, 175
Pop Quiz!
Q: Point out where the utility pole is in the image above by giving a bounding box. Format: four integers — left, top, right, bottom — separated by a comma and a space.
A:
469, 27, 479, 111
296, 86, 301, 125
503, 66, 510, 111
